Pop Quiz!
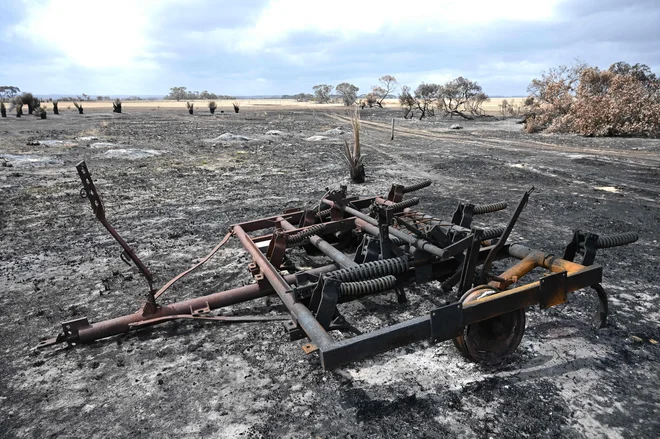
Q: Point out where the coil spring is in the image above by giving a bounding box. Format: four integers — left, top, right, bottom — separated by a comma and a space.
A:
389, 236, 407, 246
340, 275, 397, 296
596, 232, 638, 249
366, 235, 407, 247
388, 197, 420, 213
288, 223, 327, 244
473, 202, 508, 215
481, 227, 505, 240
330, 257, 409, 282
402, 180, 432, 194
315, 208, 331, 219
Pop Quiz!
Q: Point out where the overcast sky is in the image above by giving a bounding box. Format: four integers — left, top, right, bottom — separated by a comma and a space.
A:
1, 0, 659, 97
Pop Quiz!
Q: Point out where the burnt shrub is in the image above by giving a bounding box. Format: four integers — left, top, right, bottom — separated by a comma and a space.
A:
525, 61, 660, 137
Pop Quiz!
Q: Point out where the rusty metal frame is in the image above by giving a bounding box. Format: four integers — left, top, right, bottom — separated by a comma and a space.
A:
35, 164, 638, 371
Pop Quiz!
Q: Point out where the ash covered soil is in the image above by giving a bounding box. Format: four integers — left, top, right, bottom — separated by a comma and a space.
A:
1, 107, 659, 438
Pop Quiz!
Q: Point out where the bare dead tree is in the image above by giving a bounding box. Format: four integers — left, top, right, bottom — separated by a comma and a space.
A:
464, 92, 490, 117
336, 83, 359, 106
398, 85, 415, 119
312, 84, 333, 103
436, 77, 488, 119
414, 83, 439, 120
373, 75, 397, 107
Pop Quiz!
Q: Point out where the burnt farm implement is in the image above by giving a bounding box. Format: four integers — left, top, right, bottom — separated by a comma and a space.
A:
36, 161, 639, 370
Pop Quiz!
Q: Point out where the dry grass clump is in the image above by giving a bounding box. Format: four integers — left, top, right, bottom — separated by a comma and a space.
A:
35, 106, 47, 119
343, 106, 365, 183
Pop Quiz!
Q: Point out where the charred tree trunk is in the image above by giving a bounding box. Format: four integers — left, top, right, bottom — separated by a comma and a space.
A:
188, 108, 193, 115
1, 107, 6, 118
417, 103, 426, 120
40, 112, 47, 119
52, 103, 59, 115
350, 164, 366, 183
450, 110, 474, 120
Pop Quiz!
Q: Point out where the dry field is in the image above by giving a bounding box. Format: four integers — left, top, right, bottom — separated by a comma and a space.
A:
37, 97, 527, 116
1, 106, 658, 438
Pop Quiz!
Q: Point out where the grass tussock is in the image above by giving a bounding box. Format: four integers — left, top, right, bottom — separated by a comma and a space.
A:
343, 106, 365, 183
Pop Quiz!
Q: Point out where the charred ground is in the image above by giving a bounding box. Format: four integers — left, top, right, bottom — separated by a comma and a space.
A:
1, 107, 659, 438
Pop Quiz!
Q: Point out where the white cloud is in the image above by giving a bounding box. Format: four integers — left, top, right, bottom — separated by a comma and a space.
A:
9, 0, 179, 69
235, 0, 560, 51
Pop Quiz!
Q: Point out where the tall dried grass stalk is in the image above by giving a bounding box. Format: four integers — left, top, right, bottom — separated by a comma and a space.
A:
343, 106, 365, 182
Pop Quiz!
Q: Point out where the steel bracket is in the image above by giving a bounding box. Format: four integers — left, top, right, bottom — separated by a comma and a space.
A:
430, 303, 464, 341
61, 318, 90, 346
266, 232, 288, 269
539, 271, 568, 309
311, 278, 340, 329
387, 184, 405, 202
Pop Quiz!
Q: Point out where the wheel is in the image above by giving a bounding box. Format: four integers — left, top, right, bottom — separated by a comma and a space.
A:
453, 286, 526, 365
452, 286, 493, 356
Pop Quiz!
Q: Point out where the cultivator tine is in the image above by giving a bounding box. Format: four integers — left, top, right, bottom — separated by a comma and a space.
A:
36, 163, 640, 370
458, 228, 484, 295
480, 187, 534, 284
76, 161, 156, 305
